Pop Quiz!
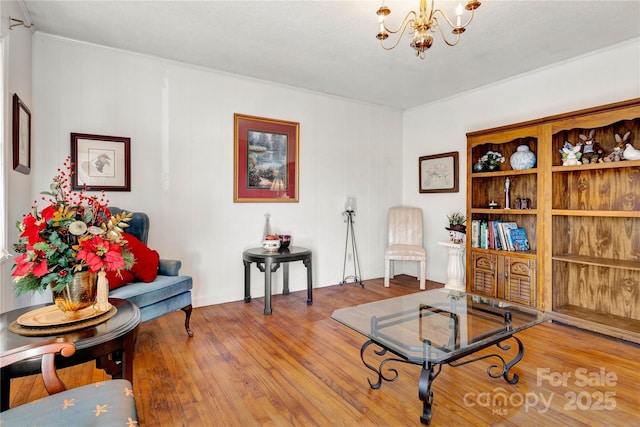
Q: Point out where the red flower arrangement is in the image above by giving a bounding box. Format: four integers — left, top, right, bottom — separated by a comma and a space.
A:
11, 157, 134, 295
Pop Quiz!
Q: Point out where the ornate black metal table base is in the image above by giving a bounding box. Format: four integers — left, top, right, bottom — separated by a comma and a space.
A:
360, 335, 525, 425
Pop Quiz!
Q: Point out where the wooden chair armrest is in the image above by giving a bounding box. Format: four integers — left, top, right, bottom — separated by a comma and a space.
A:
1, 339, 76, 395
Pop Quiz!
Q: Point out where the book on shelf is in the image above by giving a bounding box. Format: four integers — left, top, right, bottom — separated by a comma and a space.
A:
487, 220, 495, 249
498, 222, 519, 251
471, 220, 481, 248
491, 220, 503, 250
509, 227, 530, 251
480, 221, 488, 249
470, 220, 528, 251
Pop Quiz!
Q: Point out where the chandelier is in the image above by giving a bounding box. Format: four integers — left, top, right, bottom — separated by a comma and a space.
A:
376, 0, 482, 58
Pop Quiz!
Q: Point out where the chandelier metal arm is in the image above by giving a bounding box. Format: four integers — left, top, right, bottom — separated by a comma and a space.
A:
434, 17, 462, 47
383, 10, 418, 35
379, 11, 418, 51
432, 5, 477, 32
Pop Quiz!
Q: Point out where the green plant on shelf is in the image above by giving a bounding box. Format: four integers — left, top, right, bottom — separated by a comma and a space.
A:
447, 211, 466, 232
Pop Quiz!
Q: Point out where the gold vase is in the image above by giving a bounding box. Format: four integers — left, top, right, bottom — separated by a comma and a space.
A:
51, 271, 98, 313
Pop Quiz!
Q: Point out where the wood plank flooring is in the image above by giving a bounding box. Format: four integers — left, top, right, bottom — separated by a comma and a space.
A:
7, 276, 640, 426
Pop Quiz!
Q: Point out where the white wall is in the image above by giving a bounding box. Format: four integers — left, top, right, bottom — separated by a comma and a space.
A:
1, 1, 36, 313
6, 30, 639, 312
20, 33, 403, 310
403, 39, 640, 284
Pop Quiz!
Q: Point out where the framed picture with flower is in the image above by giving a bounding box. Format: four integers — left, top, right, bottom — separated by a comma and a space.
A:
12, 93, 31, 174
71, 133, 131, 191
234, 114, 299, 202
419, 151, 459, 193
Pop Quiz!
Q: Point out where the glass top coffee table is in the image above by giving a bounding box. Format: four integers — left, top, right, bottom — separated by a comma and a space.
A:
332, 289, 549, 425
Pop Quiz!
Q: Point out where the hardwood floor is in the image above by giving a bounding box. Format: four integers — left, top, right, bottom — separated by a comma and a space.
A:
7, 276, 640, 426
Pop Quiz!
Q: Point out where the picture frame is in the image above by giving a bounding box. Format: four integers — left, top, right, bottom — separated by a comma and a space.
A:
234, 113, 299, 202
70, 133, 131, 191
12, 94, 31, 174
419, 151, 459, 193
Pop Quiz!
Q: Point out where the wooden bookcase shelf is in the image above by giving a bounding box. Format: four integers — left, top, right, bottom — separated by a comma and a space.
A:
551, 159, 640, 172
473, 247, 537, 258
467, 98, 640, 343
552, 254, 640, 271
467, 126, 540, 308
472, 209, 538, 215
549, 305, 640, 343
552, 210, 640, 218
471, 168, 538, 178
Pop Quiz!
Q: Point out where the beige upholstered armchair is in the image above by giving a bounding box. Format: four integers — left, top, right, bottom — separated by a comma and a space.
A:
384, 206, 426, 290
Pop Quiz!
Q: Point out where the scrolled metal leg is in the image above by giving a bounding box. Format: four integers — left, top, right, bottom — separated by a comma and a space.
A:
487, 336, 523, 384
359, 338, 444, 425
418, 363, 437, 425
360, 340, 407, 389
448, 336, 524, 385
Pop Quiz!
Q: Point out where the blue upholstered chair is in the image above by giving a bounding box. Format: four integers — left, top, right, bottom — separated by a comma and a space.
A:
108, 207, 194, 337
0, 340, 138, 425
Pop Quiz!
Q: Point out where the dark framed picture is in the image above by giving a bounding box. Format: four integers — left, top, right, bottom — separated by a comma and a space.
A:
12, 94, 31, 174
234, 113, 299, 202
70, 133, 131, 191
419, 151, 459, 193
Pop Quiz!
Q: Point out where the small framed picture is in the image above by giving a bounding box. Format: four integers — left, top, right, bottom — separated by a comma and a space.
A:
70, 133, 131, 191
12, 94, 31, 174
419, 151, 459, 193
234, 113, 299, 202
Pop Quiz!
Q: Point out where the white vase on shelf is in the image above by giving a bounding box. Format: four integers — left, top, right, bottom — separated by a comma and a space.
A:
510, 145, 536, 170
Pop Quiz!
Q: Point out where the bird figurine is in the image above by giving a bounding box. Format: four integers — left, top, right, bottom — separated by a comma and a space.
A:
623, 142, 640, 160
618, 131, 640, 160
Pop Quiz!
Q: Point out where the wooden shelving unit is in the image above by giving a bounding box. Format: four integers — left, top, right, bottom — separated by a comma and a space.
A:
466, 126, 541, 308
467, 98, 640, 343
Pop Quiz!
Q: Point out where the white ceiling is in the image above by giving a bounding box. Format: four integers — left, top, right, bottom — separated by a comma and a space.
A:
19, 0, 640, 110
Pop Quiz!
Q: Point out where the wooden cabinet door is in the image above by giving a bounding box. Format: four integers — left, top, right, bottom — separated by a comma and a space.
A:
470, 252, 497, 297
504, 257, 536, 306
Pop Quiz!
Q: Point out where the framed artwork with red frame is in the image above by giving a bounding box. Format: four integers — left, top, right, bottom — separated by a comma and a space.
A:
234, 113, 299, 202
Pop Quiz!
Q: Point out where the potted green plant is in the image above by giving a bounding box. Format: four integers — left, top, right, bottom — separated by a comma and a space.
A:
446, 211, 466, 233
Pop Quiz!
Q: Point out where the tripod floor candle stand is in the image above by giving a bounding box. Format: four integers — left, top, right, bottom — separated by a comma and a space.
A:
340, 210, 363, 287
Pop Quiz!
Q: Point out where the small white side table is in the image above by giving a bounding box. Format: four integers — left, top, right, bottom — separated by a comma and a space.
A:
437, 241, 466, 292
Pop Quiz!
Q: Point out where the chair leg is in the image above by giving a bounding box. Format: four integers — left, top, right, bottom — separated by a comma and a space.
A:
384, 259, 390, 287
419, 260, 426, 290
181, 304, 194, 337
